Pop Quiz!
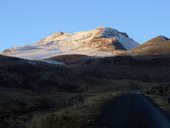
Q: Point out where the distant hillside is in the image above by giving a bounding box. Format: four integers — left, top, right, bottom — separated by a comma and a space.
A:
131, 36, 170, 55
0, 55, 87, 92
81, 55, 170, 82
1, 55, 170, 93
2, 27, 139, 59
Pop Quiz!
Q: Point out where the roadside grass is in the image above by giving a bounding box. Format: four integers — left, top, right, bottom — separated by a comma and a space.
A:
145, 83, 170, 114
0, 89, 80, 128
0, 80, 161, 128
28, 79, 157, 128
148, 95, 170, 114
28, 92, 120, 128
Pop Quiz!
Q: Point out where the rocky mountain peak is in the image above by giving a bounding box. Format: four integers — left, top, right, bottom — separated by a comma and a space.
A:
98, 27, 129, 38
2, 27, 139, 59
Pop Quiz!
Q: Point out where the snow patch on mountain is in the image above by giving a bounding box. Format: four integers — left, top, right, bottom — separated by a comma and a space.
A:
2, 27, 139, 59
101, 27, 139, 49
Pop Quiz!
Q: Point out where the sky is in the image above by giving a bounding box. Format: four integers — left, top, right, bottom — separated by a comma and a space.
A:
0, 0, 170, 51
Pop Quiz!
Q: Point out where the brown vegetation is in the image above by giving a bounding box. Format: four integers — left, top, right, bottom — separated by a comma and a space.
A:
131, 36, 170, 56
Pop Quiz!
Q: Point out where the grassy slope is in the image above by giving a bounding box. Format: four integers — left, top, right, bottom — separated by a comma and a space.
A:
1, 55, 170, 92
131, 36, 170, 55
140, 41, 170, 55
82, 56, 170, 82
29, 92, 120, 128
148, 95, 170, 114
0, 78, 160, 128
1, 55, 170, 127
134, 36, 168, 49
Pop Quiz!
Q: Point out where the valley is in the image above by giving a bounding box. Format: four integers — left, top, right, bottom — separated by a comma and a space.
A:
0, 27, 170, 128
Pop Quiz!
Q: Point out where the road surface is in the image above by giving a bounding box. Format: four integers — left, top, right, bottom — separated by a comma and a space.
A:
93, 94, 170, 128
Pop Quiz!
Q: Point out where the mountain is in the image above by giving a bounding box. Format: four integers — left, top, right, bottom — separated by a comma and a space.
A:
1, 54, 170, 93
2, 27, 139, 59
0, 54, 86, 92
131, 36, 170, 55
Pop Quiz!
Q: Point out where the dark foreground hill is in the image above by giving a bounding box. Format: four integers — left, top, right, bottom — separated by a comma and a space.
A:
0, 55, 87, 92
1, 54, 170, 128
82, 55, 170, 82
1, 54, 170, 92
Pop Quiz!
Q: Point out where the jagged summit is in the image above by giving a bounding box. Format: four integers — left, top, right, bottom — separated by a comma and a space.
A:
100, 27, 129, 38
36, 27, 138, 49
2, 27, 139, 59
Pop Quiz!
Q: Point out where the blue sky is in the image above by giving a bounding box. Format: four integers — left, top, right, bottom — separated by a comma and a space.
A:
0, 0, 169, 51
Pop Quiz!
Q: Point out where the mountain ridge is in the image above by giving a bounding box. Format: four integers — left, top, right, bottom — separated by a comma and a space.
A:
131, 35, 170, 55
2, 27, 139, 59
